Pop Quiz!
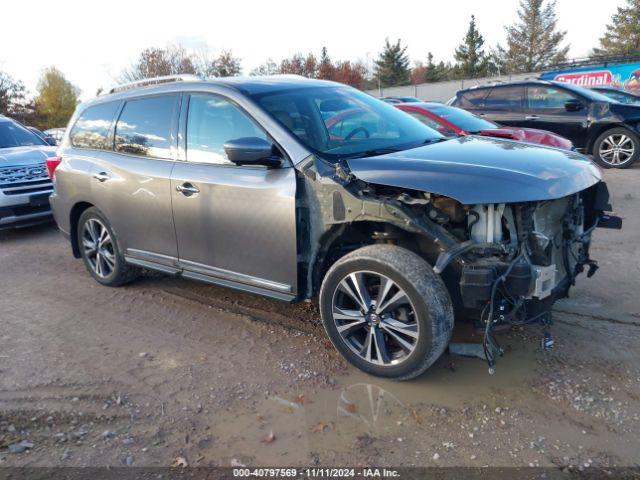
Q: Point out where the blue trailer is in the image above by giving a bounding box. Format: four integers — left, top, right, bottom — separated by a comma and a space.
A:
540, 60, 640, 94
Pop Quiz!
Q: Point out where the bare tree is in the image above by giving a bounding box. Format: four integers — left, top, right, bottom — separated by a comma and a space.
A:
195, 49, 241, 77
250, 59, 279, 76
250, 48, 369, 89
120, 45, 197, 82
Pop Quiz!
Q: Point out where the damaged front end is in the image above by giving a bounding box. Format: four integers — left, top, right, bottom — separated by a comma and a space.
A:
444, 183, 621, 370
297, 145, 621, 373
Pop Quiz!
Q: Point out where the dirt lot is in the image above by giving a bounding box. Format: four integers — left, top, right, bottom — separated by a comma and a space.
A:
0, 169, 639, 471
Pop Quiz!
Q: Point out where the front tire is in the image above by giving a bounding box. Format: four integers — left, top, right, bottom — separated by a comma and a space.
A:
77, 207, 139, 286
319, 245, 454, 380
592, 127, 640, 169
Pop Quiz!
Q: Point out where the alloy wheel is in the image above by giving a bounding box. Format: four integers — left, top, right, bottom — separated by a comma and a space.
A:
331, 271, 419, 366
599, 133, 635, 166
82, 218, 116, 278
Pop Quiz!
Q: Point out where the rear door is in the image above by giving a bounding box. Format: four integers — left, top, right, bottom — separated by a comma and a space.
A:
479, 85, 526, 126
170, 93, 298, 299
525, 85, 589, 148
89, 94, 180, 269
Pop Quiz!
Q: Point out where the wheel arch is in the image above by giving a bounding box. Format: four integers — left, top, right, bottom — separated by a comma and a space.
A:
69, 201, 95, 258
587, 122, 639, 154
308, 221, 443, 298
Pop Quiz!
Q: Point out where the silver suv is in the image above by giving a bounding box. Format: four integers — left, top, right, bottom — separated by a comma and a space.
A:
0, 116, 56, 229
50, 75, 620, 379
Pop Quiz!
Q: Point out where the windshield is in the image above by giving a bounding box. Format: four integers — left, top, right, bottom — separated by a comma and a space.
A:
427, 104, 497, 132
250, 86, 443, 160
0, 120, 47, 148
596, 89, 640, 104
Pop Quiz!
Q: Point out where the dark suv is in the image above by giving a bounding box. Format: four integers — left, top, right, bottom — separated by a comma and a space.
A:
450, 80, 640, 168
49, 75, 619, 380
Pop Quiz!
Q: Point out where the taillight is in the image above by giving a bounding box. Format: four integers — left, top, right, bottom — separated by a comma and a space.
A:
46, 156, 62, 179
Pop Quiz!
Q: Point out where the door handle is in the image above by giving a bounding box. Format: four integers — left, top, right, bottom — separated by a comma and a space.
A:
176, 183, 200, 196
93, 172, 110, 182
525, 115, 540, 120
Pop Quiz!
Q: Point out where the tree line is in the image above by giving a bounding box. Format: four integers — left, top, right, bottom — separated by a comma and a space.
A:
2, 0, 639, 129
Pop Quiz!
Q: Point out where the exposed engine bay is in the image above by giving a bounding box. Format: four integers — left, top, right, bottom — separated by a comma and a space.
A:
297, 153, 622, 372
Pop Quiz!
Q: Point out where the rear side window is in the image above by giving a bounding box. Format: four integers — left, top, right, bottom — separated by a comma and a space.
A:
484, 86, 524, 110
115, 95, 176, 159
69, 101, 120, 149
186, 94, 268, 165
456, 89, 489, 108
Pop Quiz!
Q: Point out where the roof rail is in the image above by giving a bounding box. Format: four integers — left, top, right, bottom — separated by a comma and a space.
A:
106, 74, 201, 95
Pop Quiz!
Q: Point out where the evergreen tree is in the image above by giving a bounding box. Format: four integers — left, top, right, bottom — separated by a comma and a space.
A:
454, 15, 488, 78
374, 38, 411, 87
411, 53, 453, 84
592, 0, 640, 57
318, 47, 334, 79
501, 0, 569, 72
0, 71, 26, 116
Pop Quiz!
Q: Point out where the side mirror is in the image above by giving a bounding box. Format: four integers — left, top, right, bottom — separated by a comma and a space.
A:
45, 136, 58, 146
223, 137, 281, 167
565, 99, 583, 112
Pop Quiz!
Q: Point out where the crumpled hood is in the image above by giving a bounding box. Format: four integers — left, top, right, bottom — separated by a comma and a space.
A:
0, 146, 57, 167
347, 136, 602, 205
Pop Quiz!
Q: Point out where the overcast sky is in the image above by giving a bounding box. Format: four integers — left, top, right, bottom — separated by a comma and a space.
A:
0, 0, 622, 100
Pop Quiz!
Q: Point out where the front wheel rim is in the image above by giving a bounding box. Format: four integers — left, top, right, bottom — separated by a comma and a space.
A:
331, 271, 419, 367
599, 134, 635, 165
82, 218, 116, 278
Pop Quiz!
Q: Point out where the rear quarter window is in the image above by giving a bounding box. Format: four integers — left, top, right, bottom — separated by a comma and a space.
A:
457, 89, 489, 109
69, 101, 121, 149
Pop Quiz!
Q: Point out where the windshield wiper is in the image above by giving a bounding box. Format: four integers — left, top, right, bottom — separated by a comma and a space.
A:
341, 147, 405, 160
340, 137, 447, 160
417, 137, 448, 146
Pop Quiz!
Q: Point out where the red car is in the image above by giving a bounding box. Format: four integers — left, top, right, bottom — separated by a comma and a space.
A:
396, 102, 574, 150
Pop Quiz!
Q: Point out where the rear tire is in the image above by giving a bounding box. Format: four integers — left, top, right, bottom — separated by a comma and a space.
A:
319, 244, 454, 380
592, 127, 640, 169
77, 207, 139, 287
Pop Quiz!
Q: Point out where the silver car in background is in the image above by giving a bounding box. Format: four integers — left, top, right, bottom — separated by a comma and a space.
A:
44, 127, 66, 145
0, 116, 56, 229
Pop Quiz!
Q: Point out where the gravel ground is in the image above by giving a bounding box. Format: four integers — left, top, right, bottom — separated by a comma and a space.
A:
0, 169, 638, 470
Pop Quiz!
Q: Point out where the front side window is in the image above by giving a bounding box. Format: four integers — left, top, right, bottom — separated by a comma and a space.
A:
484, 86, 524, 110
251, 86, 442, 161
0, 121, 47, 148
114, 95, 176, 158
527, 87, 576, 109
186, 94, 268, 165
69, 101, 120, 149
